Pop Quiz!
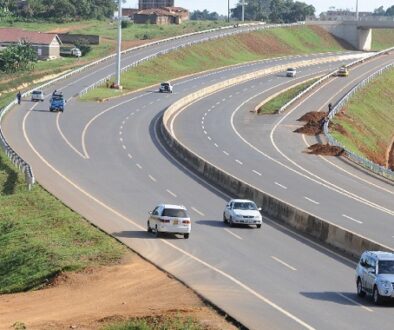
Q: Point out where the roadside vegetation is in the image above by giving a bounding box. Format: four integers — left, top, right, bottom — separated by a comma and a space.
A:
258, 78, 319, 114
330, 67, 394, 168
0, 151, 126, 294
102, 316, 203, 330
82, 25, 351, 101
372, 29, 394, 50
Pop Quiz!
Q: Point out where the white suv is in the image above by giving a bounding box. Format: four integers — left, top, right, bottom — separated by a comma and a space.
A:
356, 251, 394, 304
223, 199, 262, 228
286, 68, 297, 77
147, 204, 191, 239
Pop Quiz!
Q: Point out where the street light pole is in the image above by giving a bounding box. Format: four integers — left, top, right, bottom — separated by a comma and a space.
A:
242, 0, 245, 22
355, 0, 359, 21
116, 0, 122, 88
228, 0, 230, 22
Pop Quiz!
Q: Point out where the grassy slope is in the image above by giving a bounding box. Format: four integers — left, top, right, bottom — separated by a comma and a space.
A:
372, 29, 394, 50
331, 67, 394, 165
0, 152, 126, 293
258, 79, 319, 114
103, 316, 202, 330
82, 25, 349, 101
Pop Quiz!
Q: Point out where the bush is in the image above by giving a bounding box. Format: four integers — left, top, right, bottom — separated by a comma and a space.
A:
121, 20, 128, 29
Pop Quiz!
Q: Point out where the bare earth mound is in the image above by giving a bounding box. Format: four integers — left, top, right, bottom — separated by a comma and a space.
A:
0, 253, 236, 330
307, 143, 345, 156
294, 121, 322, 135
388, 138, 394, 171
297, 111, 327, 123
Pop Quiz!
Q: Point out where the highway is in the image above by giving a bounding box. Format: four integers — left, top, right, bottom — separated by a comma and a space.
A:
173, 53, 394, 248
2, 28, 394, 328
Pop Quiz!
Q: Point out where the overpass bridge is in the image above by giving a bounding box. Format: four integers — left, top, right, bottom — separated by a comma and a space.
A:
308, 19, 394, 51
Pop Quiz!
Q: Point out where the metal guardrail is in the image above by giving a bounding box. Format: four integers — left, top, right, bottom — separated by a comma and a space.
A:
323, 61, 394, 181
0, 21, 302, 188
278, 46, 394, 114
79, 22, 305, 96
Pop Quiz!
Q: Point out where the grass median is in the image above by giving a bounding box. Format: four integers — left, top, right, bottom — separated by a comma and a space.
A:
0, 151, 126, 294
258, 78, 319, 114
330, 67, 394, 167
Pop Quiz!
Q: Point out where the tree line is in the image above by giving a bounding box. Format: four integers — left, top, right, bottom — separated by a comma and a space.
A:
190, 0, 315, 23
0, 0, 116, 20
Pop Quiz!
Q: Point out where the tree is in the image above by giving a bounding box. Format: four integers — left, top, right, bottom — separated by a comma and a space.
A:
231, 0, 271, 21
0, 42, 37, 73
386, 5, 394, 16
190, 9, 219, 21
373, 6, 385, 16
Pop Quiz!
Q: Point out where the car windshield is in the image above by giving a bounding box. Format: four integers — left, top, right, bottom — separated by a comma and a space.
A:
162, 208, 188, 218
52, 95, 63, 100
287, 68, 295, 71
32, 91, 41, 95
161, 83, 169, 87
233, 202, 257, 210
378, 260, 394, 274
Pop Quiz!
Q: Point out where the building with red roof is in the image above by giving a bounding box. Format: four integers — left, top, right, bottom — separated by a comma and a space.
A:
0, 28, 62, 60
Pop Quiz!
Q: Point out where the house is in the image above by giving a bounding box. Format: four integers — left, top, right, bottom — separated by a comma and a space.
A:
122, 8, 139, 19
134, 7, 189, 25
0, 28, 62, 60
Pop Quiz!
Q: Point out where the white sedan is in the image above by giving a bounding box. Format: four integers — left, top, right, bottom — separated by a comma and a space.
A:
223, 199, 262, 228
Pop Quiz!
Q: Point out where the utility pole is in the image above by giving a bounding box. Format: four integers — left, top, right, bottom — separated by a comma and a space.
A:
115, 0, 122, 88
228, 0, 230, 22
355, 0, 359, 21
242, 0, 245, 22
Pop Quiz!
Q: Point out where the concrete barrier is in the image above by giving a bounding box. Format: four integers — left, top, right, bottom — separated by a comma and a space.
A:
161, 58, 393, 259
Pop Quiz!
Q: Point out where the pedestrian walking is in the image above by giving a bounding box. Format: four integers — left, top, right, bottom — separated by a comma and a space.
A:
16, 91, 21, 105
328, 103, 333, 114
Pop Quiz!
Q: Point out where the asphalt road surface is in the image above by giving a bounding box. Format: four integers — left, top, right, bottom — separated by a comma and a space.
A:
3, 32, 394, 329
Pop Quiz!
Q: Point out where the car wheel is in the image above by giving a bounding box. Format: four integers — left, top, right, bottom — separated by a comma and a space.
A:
229, 216, 234, 227
223, 213, 227, 223
147, 221, 152, 233
256, 224, 261, 229
373, 286, 383, 305
184, 233, 189, 239
155, 226, 160, 238
357, 279, 366, 297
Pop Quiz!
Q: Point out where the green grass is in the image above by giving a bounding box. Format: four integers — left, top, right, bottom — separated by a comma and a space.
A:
82, 25, 350, 101
331, 67, 394, 165
102, 315, 202, 330
258, 78, 319, 114
372, 29, 394, 50
0, 152, 126, 294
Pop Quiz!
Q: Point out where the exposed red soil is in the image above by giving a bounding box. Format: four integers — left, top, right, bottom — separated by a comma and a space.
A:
388, 137, 394, 171
297, 111, 327, 123
294, 121, 323, 135
307, 143, 345, 156
0, 253, 236, 330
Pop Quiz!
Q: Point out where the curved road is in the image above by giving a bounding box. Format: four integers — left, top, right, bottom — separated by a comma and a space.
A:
3, 31, 394, 329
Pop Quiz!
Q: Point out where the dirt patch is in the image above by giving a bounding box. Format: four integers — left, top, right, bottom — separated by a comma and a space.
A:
294, 121, 323, 135
297, 111, 327, 123
307, 143, 345, 156
48, 24, 92, 34
0, 253, 236, 330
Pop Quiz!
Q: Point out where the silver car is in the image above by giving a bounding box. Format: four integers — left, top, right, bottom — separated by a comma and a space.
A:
356, 251, 394, 304
31, 90, 44, 102
223, 199, 262, 228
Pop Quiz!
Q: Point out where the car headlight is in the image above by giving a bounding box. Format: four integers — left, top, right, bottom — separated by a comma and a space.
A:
378, 280, 392, 289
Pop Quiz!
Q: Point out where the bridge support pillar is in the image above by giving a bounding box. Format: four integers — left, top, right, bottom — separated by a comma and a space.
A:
358, 28, 372, 51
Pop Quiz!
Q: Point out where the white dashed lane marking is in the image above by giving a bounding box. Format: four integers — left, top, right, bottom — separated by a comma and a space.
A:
223, 151, 230, 156
166, 189, 177, 198
336, 293, 373, 312
224, 229, 243, 240
122, 145, 126, 150
252, 170, 262, 176
148, 175, 157, 182
275, 182, 287, 190
208, 136, 212, 141
191, 207, 205, 217
136, 163, 142, 169
127, 154, 133, 159
235, 159, 243, 165
214, 143, 219, 148
342, 214, 363, 224
119, 138, 123, 142
271, 256, 297, 271
304, 197, 320, 205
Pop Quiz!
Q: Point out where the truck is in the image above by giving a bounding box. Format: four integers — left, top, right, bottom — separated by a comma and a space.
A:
60, 47, 82, 57
50, 92, 65, 112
